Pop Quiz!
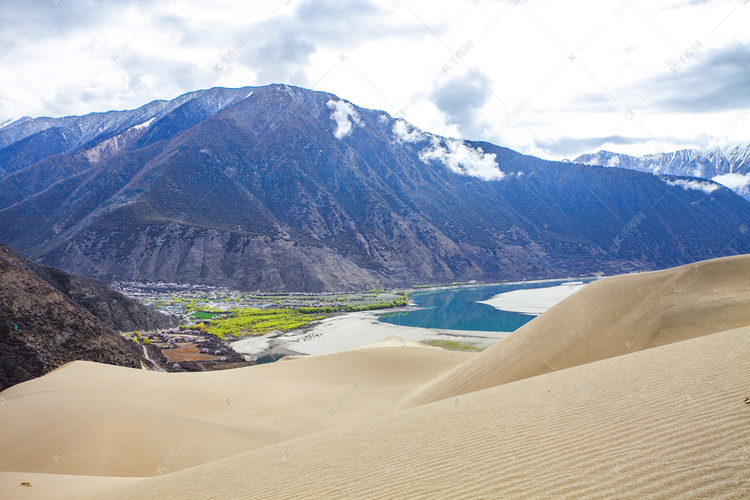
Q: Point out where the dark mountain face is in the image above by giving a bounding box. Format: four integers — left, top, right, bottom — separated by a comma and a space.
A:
15, 249, 178, 332
1, 85, 749, 292
0, 244, 142, 391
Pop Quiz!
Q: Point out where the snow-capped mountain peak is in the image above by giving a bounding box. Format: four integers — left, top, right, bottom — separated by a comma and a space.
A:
574, 144, 750, 201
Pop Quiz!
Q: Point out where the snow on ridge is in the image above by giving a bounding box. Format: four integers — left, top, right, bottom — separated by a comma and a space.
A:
326, 99, 363, 139
130, 117, 155, 131
662, 177, 721, 194
419, 137, 505, 181
85, 116, 157, 163
84, 134, 126, 164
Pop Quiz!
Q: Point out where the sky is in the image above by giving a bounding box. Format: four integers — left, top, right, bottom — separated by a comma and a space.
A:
0, 0, 749, 161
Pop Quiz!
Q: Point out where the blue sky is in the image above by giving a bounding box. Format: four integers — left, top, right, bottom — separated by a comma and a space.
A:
1, 0, 749, 160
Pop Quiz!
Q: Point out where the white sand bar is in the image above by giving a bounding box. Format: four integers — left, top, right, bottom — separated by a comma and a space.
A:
231, 310, 508, 359
478, 282, 587, 315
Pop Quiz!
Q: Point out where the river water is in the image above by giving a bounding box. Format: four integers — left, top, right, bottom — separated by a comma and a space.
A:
378, 279, 589, 332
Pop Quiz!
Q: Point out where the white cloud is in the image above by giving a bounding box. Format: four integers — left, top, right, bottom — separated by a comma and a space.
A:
326, 99, 362, 139
663, 178, 721, 194
712, 172, 750, 190
393, 119, 427, 143
606, 156, 620, 167
419, 138, 504, 181
0, 0, 748, 161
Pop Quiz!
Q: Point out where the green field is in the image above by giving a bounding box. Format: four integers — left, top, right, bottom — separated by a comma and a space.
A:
188, 311, 226, 320
297, 297, 408, 314
206, 308, 326, 340
421, 339, 485, 352
204, 293, 409, 339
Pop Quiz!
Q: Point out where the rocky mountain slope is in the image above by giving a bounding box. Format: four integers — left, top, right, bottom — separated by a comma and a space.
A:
0, 244, 143, 391
14, 248, 178, 332
2, 85, 749, 291
574, 144, 750, 200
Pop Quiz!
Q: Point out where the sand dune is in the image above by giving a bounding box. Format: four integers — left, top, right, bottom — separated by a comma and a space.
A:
404, 254, 750, 407
0, 472, 140, 500
76, 325, 750, 499
0, 336, 473, 477
2, 255, 750, 498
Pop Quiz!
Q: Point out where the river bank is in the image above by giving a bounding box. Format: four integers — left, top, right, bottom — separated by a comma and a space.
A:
230, 309, 508, 361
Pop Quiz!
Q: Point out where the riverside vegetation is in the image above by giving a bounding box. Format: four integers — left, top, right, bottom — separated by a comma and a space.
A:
421, 339, 485, 352
171, 290, 410, 340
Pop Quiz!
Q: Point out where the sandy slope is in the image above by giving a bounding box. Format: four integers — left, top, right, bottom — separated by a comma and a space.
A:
0, 336, 473, 477
0, 472, 141, 500
404, 254, 750, 407
2, 254, 750, 499
78, 325, 750, 499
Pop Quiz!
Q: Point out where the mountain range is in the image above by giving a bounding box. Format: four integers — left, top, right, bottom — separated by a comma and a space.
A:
574, 145, 750, 201
1, 84, 749, 292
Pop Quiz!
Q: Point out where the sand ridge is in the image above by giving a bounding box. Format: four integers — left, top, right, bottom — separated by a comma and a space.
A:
2, 254, 750, 498
403, 254, 750, 407
76, 325, 750, 499
0, 336, 473, 478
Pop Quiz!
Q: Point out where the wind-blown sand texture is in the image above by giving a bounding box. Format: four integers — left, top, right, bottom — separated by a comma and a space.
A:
404, 254, 750, 407
0, 336, 472, 478
80, 326, 750, 500
1, 254, 749, 499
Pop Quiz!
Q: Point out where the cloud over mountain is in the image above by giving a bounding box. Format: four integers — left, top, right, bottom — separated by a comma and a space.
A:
327, 99, 363, 139
419, 137, 504, 181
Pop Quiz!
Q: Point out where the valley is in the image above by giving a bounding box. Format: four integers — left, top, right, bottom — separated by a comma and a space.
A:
0, 87, 748, 495
111, 280, 413, 366
112, 277, 596, 366
2, 1, 749, 497
2, 254, 748, 499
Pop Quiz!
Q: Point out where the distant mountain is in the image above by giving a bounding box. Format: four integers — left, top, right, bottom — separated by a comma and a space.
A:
1, 84, 750, 292
574, 145, 750, 201
0, 244, 142, 391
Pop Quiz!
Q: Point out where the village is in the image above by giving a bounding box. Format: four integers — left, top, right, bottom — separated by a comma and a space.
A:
112, 280, 409, 372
